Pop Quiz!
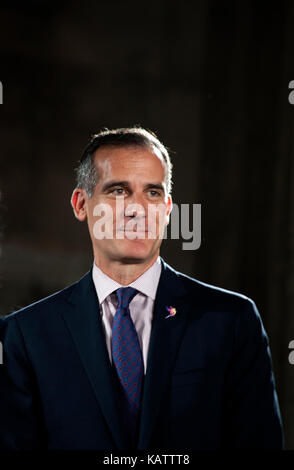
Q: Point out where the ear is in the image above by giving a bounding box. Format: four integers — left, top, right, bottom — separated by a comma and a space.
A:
166, 195, 173, 224
166, 195, 173, 216
71, 188, 88, 221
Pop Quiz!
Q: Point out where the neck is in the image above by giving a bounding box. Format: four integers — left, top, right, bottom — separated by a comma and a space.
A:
93, 253, 159, 285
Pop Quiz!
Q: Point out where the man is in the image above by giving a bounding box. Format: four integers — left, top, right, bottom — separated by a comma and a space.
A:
0, 127, 284, 450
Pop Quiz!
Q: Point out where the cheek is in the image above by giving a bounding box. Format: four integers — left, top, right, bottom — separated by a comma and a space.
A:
147, 204, 168, 224
89, 201, 115, 240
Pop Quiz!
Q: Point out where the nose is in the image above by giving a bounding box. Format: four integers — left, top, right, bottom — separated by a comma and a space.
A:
124, 192, 146, 218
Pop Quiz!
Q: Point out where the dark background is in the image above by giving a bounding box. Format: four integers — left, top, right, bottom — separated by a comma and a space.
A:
0, 0, 293, 449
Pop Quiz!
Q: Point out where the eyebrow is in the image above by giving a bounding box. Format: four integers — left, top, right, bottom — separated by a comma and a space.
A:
101, 181, 129, 192
101, 181, 165, 193
144, 183, 165, 192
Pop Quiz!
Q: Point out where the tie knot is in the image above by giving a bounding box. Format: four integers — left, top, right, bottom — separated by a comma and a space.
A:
116, 287, 138, 309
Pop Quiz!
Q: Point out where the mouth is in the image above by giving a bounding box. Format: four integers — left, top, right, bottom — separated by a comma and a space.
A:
116, 228, 156, 238
117, 227, 152, 233
123, 230, 149, 233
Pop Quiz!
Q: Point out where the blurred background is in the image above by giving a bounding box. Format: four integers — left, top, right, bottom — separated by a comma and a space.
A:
0, 0, 293, 448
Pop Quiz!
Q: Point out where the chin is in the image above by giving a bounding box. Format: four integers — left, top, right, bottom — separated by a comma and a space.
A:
115, 239, 158, 264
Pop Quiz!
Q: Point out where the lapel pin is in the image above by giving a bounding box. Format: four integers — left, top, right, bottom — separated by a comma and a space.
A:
165, 306, 177, 319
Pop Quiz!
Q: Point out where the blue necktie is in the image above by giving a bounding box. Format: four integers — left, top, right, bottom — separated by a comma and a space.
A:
111, 287, 144, 444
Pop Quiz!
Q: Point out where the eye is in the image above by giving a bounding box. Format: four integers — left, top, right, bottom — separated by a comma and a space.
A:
111, 187, 125, 195
148, 190, 161, 197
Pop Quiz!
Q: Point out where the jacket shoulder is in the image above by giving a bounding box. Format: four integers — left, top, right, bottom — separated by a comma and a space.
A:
166, 265, 264, 339
165, 262, 258, 315
2, 271, 90, 325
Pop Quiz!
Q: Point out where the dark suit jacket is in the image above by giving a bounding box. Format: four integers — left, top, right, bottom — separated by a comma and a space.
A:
0, 258, 284, 450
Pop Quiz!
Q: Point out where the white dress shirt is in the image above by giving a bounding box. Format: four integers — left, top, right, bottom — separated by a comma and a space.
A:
92, 257, 162, 374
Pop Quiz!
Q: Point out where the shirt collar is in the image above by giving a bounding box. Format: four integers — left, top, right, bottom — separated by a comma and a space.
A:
92, 256, 162, 304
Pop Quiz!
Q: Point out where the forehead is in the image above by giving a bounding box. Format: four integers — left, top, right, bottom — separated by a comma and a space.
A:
93, 145, 166, 179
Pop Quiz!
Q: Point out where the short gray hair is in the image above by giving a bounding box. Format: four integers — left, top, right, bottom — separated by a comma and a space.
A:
75, 126, 173, 198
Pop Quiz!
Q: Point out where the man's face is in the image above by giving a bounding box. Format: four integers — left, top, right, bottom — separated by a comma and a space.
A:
72, 145, 172, 266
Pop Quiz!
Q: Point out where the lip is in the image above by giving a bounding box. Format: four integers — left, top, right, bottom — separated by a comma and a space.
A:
117, 228, 151, 233
116, 229, 156, 237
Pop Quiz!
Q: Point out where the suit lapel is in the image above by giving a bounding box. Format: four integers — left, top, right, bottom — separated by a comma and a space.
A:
138, 258, 191, 449
60, 271, 129, 449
